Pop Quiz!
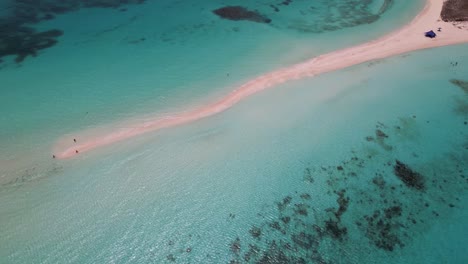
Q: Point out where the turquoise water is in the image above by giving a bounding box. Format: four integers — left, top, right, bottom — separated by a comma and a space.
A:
1, 0, 467, 263
0, 0, 423, 163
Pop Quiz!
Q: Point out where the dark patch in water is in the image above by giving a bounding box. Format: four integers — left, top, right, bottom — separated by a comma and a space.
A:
372, 174, 386, 190
291, 232, 316, 249
454, 97, 468, 115
303, 168, 315, 183
376, 129, 388, 138
363, 205, 405, 251
324, 218, 347, 241
281, 216, 291, 224
269, 221, 282, 231
166, 254, 176, 262
394, 160, 425, 190
256, 241, 308, 264
371, 125, 393, 151
449, 79, 468, 93
243, 244, 260, 262
293, 203, 309, 216
249, 226, 262, 239
0, 28, 63, 63
1, 164, 64, 188
280, 0, 293, 7
334, 189, 349, 219
212, 6, 271, 24
270, 4, 280, 12
230, 237, 241, 255
0, 0, 146, 63
286, 0, 385, 34
128, 37, 146, 44
277, 195, 292, 211
378, 0, 394, 15
224, 117, 468, 262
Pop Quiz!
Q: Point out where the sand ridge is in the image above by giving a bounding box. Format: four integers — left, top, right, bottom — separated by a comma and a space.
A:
54, 0, 468, 159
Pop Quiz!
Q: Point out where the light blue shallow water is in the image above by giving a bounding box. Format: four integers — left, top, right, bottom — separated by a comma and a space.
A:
0, 0, 423, 161
1, 0, 467, 263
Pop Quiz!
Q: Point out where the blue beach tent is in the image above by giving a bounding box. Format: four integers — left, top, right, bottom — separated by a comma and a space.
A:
425, 30, 436, 38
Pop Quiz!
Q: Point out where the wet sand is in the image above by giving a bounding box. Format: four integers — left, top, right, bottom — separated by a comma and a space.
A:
54, 0, 468, 159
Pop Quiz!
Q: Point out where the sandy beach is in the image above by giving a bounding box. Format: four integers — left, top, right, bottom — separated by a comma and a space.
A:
54, 0, 468, 159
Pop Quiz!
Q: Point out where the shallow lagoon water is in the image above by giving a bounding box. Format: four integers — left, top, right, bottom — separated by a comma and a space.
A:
0, 0, 423, 163
1, 0, 467, 263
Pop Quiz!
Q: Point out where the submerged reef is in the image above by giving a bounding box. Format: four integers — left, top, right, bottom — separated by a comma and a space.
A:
393, 160, 425, 191
0, 27, 63, 63
212, 6, 271, 24
377, 0, 395, 15
285, 0, 385, 33
220, 118, 466, 263
441, 0, 468, 22
363, 205, 405, 251
450, 79, 468, 93
0, 0, 146, 63
449, 79, 468, 116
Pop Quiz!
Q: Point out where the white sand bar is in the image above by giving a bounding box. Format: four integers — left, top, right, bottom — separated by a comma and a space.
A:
55, 0, 468, 159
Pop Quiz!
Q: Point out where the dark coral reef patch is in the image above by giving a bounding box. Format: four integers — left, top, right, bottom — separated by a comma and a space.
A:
0, 0, 146, 63
0, 27, 63, 63
394, 160, 425, 191
449, 79, 468, 93
221, 118, 467, 263
285, 0, 385, 34
212, 6, 271, 24
363, 205, 405, 251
